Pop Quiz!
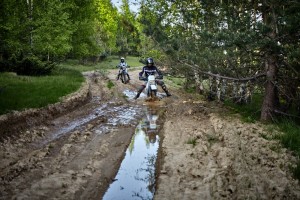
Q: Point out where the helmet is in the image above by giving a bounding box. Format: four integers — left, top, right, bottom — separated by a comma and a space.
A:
146, 57, 154, 65
120, 57, 125, 62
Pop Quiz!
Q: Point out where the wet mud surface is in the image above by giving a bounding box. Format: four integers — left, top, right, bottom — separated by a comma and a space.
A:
1, 69, 300, 199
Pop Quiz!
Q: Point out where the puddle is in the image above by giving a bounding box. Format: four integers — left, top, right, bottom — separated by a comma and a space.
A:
123, 89, 166, 100
39, 103, 142, 146
103, 107, 163, 200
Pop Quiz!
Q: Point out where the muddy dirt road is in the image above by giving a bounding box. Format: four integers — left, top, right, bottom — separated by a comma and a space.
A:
1, 68, 300, 200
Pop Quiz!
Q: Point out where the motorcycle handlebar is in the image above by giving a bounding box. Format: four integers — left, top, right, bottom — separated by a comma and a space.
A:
139, 76, 147, 81
139, 76, 163, 81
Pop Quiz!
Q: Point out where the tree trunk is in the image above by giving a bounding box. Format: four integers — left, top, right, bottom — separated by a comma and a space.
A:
260, 2, 278, 122
193, 69, 204, 94
261, 55, 277, 122
27, 0, 33, 48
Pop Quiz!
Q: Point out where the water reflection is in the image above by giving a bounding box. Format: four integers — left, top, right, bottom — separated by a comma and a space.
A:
103, 107, 161, 200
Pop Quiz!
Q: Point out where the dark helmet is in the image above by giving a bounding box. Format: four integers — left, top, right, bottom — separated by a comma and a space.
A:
120, 57, 125, 62
146, 57, 154, 65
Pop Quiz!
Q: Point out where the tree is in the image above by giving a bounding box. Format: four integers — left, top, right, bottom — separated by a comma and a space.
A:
32, 0, 73, 61
138, 0, 300, 122
115, 0, 141, 56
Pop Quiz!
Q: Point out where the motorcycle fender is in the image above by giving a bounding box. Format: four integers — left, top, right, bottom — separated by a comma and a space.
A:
150, 85, 157, 90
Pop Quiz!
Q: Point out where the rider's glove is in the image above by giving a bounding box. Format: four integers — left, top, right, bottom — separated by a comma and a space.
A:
156, 75, 163, 79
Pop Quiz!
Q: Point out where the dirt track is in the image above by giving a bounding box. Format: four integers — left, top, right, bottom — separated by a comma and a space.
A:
1, 68, 300, 199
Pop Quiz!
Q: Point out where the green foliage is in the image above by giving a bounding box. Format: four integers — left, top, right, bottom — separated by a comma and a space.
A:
32, 0, 73, 59
139, 0, 300, 122
0, 0, 133, 65
15, 56, 55, 76
114, 0, 141, 56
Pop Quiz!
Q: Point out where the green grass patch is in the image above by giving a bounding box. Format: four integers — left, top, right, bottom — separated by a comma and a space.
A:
224, 93, 263, 123
274, 119, 300, 180
0, 68, 84, 115
60, 56, 142, 74
107, 80, 114, 89
165, 76, 185, 88
275, 120, 300, 155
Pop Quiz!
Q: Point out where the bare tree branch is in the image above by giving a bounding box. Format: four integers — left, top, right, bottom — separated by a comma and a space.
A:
179, 61, 266, 82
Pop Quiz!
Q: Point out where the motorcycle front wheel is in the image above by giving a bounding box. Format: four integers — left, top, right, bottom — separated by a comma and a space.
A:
150, 90, 157, 98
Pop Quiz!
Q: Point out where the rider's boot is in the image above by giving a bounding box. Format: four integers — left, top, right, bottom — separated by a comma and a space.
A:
162, 84, 172, 97
116, 74, 119, 80
134, 86, 145, 99
128, 74, 131, 80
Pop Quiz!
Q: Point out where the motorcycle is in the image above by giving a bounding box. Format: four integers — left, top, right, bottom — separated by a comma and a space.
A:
118, 65, 130, 84
140, 74, 162, 99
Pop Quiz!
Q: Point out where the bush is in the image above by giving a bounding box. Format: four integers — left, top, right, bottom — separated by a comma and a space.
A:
0, 60, 12, 72
15, 56, 55, 76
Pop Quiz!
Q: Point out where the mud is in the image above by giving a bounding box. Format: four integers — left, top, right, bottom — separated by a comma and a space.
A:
1, 68, 300, 200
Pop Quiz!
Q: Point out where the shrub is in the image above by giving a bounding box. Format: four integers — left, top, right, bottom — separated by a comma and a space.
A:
15, 56, 55, 76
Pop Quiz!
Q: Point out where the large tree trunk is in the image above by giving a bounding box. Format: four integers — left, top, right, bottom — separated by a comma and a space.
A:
261, 55, 277, 122
260, 2, 278, 122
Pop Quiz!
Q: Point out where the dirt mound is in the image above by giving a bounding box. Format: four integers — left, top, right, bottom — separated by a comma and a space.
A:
155, 99, 300, 199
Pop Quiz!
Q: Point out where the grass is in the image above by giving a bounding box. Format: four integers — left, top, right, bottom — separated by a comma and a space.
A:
60, 56, 143, 74
274, 119, 300, 179
165, 76, 185, 89
0, 56, 142, 115
107, 80, 114, 89
224, 93, 263, 123
0, 68, 84, 115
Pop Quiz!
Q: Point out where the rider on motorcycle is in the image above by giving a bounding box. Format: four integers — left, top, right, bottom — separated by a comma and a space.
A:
134, 57, 171, 99
116, 57, 130, 81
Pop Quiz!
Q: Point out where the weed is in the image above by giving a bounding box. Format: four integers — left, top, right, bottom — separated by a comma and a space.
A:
107, 80, 114, 89
187, 138, 197, 147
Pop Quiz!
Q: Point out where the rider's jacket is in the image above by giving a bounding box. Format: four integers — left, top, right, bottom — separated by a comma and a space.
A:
139, 65, 162, 77
118, 62, 128, 68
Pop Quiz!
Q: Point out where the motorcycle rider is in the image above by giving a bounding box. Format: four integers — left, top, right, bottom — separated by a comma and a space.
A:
116, 57, 130, 81
134, 57, 171, 99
